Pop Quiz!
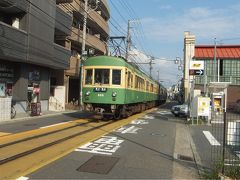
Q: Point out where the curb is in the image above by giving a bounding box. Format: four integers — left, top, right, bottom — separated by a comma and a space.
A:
0, 110, 81, 125
187, 124, 206, 178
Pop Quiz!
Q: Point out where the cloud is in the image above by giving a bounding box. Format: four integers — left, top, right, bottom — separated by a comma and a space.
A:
128, 48, 180, 86
141, 4, 240, 43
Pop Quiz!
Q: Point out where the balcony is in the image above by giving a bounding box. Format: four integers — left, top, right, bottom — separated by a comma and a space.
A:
101, 0, 110, 20
0, 0, 28, 13
65, 56, 80, 77
88, 10, 109, 38
64, 0, 109, 38
0, 22, 27, 62
53, 43, 71, 69
70, 27, 107, 54
55, 6, 73, 36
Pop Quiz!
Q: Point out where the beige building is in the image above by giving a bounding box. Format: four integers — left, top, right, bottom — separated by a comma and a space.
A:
183, 31, 195, 103
56, 0, 110, 109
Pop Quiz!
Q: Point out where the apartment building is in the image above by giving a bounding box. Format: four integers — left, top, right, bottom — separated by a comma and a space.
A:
57, 0, 110, 108
0, 0, 72, 118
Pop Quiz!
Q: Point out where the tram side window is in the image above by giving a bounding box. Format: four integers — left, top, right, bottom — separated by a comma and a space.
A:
94, 69, 110, 84
146, 81, 149, 91
112, 69, 121, 85
85, 69, 93, 85
127, 71, 131, 87
150, 84, 153, 92
135, 75, 138, 88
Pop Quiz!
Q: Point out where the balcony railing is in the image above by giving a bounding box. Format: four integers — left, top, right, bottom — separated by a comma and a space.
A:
101, 0, 110, 19
0, 0, 28, 13
55, 6, 73, 36
0, 22, 27, 62
61, 0, 109, 37
53, 43, 71, 69
70, 27, 107, 54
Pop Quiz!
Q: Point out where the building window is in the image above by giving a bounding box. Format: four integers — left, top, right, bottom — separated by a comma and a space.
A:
219, 59, 223, 76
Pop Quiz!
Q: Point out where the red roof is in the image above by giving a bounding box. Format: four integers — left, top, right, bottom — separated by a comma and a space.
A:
194, 45, 240, 59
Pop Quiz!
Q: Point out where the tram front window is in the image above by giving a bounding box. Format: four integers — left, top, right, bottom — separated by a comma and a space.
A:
112, 70, 121, 85
94, 69, 109, 84
85, 69, 93, 85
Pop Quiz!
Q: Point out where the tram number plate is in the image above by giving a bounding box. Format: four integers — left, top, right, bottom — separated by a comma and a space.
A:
98, 94, 104, 97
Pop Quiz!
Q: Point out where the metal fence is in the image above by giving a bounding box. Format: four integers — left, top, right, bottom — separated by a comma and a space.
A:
211, 104, 240, 178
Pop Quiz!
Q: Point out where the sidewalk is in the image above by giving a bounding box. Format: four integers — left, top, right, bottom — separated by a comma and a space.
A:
173, 123, 200, 179
0, 109, 81, 124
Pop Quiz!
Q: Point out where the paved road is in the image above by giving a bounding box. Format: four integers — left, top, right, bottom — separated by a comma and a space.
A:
0, 111, 93, 134
15, 105, 199, 179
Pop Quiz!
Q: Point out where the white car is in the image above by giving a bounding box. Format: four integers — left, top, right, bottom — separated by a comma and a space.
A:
171, 104, 189, 117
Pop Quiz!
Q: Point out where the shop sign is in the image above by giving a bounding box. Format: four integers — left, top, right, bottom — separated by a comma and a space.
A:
189, 61, 204, 76
29, 70, 40, 81
0, 65, 14, 81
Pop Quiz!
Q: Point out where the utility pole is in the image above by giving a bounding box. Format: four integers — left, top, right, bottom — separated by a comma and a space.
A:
149, 56, 154, 77
79, 0, 88, 108
157, 70, 160, 82
126, 20, 131, 60
79, 0, 99, 108
214, 38, 217, 82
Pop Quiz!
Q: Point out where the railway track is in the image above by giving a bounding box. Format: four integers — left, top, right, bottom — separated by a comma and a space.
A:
0, 108, 155, 179
0, 119, 114, 166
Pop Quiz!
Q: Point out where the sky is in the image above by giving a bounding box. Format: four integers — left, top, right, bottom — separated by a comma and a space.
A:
108, 0, 240, 88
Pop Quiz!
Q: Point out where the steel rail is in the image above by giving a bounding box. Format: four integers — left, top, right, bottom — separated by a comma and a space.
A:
0, 120, 113, 165
0, 120, 92, 149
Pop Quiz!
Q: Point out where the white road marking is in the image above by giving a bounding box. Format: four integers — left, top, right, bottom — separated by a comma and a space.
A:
156, 111, 172, 115
131, 119, 149, 125
75, 136, 124, 155
39, 122, 71, 129
115, 126, 142, 134
203, 131, 221, 146
143, 115, 154, 119
16, 177, 29, 180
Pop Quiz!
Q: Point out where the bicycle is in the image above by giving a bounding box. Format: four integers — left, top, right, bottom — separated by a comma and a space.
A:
11, 104, 16, 119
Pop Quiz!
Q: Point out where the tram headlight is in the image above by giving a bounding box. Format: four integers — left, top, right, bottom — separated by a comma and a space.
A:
112, 92, 117, 97
86, 91, 91, 96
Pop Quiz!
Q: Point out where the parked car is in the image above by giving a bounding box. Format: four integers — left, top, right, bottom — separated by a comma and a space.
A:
171, 104, 189, 117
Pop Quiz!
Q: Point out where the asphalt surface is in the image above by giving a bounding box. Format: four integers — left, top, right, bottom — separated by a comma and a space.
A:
0, 102, 198, 179
2, 101, 218, 179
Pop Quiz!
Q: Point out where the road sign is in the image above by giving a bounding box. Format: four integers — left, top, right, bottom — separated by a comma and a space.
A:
189, 69, 204, 75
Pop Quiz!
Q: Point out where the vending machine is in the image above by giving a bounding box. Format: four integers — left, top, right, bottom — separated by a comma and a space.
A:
212, 92, 225, 113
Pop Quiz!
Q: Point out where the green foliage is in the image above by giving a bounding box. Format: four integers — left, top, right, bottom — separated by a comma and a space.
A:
203, 161, 240, 179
